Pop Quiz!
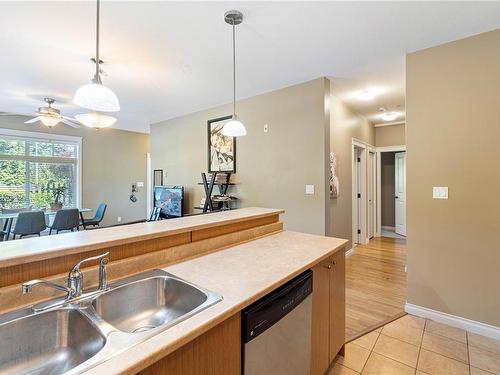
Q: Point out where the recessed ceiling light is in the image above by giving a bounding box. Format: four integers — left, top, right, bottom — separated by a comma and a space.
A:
354, 89, 376, 101
379, 111, 399, 121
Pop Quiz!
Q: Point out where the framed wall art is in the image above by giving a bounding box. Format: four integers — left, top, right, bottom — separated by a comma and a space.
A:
207, 115, 236, 173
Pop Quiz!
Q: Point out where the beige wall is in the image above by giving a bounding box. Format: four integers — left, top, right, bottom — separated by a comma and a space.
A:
151, 78, 330, 235
0, 116, 149, 226
375, 124, 406, 147
329, 90, 375, 247
407, 29, 500, 327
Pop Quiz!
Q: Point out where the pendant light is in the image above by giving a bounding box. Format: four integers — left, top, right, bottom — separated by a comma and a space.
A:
73, 0, 120, 113
221, 10, 247, 137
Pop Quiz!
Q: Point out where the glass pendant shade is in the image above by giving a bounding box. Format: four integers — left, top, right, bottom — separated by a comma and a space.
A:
73, 82, 120, 112
75, 112, 117, 128
222, 118, 247, 137
40, 116, 61, 127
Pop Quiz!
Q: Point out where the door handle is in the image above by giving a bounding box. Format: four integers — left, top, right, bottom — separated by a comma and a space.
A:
395, 196, 399, 199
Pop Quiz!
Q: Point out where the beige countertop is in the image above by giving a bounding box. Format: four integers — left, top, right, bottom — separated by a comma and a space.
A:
0, 207, 283, 268
83, 230, 348, 374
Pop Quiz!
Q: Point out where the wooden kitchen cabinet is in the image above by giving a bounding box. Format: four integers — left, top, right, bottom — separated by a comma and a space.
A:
310, 247, 346, 375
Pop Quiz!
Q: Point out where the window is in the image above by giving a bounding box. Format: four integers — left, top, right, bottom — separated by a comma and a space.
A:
0, 129, 81, 210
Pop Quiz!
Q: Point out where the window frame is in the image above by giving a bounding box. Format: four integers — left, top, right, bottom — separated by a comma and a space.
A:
0, 128, 82, 208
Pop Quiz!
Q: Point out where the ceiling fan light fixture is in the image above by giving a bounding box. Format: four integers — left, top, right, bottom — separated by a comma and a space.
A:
39, 115, 61, 128
75, 112, 117, 129
379, 111, 399, 122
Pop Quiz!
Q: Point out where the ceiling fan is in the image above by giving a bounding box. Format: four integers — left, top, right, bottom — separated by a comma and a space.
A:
24, 98, 81, 128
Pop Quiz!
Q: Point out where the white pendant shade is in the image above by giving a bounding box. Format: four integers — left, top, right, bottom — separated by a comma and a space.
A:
75, 112, 117, 128
73, 82, 120, 112
39, 116, 61, 128
222, 119, 247, 137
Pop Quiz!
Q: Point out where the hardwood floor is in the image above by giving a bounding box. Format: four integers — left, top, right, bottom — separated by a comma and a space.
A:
346, 236, 407, 341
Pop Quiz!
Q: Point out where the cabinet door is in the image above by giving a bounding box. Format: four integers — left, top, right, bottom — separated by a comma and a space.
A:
310, 259, 331, 375
329, 248, 346, 361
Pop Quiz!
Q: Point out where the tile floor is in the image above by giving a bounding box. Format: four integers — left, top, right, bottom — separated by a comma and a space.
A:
331, 314, 500, 375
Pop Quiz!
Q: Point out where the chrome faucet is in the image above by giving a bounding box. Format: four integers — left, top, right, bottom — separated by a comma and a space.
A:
22, 252, 110, 302
68, 252, 110, 297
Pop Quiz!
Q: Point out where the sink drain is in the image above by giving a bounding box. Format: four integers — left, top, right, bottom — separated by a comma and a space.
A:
132, 325, 156, 333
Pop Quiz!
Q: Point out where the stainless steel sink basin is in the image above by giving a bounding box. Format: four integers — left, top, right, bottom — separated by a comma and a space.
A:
0, 308, 106, 375
92, 275, 211, 333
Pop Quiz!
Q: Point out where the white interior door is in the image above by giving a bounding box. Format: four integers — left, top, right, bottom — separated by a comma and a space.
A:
395, 152, 406, 236
354, 148, 361, 244
368, 151, 376, 239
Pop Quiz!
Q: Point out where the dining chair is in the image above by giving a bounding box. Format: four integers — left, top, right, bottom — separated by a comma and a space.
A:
48, 208, 80, 234
11, 211, 47, 239
81, 203, 107, 229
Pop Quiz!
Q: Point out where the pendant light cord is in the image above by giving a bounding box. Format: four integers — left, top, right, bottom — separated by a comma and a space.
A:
95, 0, 101, 84
232, 22, 236, 118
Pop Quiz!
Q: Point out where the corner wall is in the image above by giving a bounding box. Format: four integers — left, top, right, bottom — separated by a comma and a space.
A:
329, 89, 375, 247
406, 29, 500, 327
151, 78, 331, 235
0, 116, 149, 226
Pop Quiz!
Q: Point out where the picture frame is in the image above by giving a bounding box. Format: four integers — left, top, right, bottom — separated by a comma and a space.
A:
207, 115, 236, 173
153, 169, 163, 186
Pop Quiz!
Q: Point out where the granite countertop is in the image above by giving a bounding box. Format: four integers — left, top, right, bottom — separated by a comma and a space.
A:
83, 230, 348, 374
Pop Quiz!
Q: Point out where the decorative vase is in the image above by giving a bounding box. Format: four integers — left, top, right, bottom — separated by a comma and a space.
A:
50, 202, 63, 211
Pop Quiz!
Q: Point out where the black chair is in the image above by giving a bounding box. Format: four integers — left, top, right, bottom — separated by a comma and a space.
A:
82, 203, 107, 229
11, 211, 47, 239
149, 207, 161, 221
48, 208, 80, 234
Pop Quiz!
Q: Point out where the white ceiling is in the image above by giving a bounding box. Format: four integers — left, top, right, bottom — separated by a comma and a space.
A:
1, 2, 500, 133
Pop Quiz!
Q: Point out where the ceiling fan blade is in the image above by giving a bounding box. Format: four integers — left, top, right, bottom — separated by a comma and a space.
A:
24, 117, 40, 124
61, 118, 81, 128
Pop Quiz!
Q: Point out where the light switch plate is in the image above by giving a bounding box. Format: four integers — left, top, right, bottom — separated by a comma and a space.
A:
264, 124, 269, 133
433, 187, 448, 199
305, 185, 315, 195
137, 181, 144, 187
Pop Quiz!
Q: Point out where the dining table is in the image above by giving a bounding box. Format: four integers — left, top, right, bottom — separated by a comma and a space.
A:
1, 208, 93, 241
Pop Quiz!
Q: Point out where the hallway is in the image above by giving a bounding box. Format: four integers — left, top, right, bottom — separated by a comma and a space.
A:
346, 236, 407, 340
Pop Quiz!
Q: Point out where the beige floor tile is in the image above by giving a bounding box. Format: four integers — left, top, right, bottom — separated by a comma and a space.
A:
469, 345, 500, 374
417, 348, 469, 375
373, 333, 420, 367
361, 352, 415, 375
422, 331, 469, 363
469, 332, 500, 355
397, 314, 426, 329
471, 367, 496, 375
381, 319, 423, 346
374, 327, 382, 333
329, 363, 361, 375
425, 320, 467, 343
336, 343, 371, 373
352, 331, 380, 351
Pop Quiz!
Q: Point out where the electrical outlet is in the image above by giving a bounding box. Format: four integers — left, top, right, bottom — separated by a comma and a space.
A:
137, 181, 144, 188
117, 216, 122, 223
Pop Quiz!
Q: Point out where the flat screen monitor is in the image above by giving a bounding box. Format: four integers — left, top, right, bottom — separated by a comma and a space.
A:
153, 185, 184, 218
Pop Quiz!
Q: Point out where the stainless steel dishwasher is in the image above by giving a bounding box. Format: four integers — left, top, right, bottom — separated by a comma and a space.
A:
242, 270, 313, 375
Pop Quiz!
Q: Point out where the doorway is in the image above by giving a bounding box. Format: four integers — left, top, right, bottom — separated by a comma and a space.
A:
376, 147, 406, 238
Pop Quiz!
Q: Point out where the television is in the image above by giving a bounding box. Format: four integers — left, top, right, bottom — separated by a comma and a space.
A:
153, 185, 184, 218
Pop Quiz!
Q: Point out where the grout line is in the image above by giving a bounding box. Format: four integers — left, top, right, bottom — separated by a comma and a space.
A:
414, 319, 426, 373
466, 331, 471, 375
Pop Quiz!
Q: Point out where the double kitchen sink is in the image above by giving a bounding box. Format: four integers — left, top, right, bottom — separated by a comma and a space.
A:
0, 258, 222, 375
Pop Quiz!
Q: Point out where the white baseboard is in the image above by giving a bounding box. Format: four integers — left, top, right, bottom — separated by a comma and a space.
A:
345, 247, 354, 257
405, 303, 500, 340
382, 226, 395, 231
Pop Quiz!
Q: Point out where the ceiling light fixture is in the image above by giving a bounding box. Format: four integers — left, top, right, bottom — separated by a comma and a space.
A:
73, 0, 120, 113
24, 98, 81, 128
356, 89, 376, 101
221, 10, 246, 137
75, 112, 117, 129
379, 111, 399, 121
